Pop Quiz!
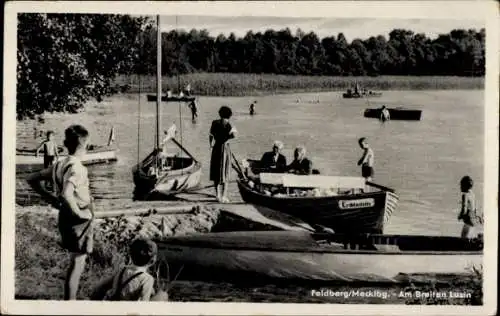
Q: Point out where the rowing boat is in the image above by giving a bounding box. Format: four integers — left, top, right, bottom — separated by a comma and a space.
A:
343, 91, 383, 98
235, 160, 398, 234
364, 107, 422, 121
156, 230, 483, 284
146, 94, 196, 103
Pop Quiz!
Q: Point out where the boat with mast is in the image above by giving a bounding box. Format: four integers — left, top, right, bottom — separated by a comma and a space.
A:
132, 15, 202, 200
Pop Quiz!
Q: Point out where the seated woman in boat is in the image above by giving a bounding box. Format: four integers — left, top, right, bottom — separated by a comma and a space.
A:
260, 141, 287, 173
286, 146, 313, 175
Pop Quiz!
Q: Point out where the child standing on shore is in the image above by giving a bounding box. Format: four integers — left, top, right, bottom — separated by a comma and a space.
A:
91, 238, 168, 301
457, 176, 479, 238
28, 125, 95, 300
36, 130, 59, 168
357, 137, 374, 181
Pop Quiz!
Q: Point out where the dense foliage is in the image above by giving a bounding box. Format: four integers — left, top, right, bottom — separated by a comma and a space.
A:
138, 27, 485, 78
17, 13, 148, 119
17, 13, 485, 119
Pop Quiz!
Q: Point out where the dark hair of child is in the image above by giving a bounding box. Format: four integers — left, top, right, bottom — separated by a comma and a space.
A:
63, 125, 89, 155
218, 106, 233, 119
129, 238, 158, 267
460, 176, 474, 192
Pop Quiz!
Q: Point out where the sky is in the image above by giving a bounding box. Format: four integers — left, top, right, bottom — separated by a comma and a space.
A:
160, 16, 484, 41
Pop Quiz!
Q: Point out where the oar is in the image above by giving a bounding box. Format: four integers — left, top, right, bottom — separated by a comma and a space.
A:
230, 150, 247, 180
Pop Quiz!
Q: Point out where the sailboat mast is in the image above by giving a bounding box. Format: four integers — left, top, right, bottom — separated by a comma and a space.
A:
156, 14, 162, 150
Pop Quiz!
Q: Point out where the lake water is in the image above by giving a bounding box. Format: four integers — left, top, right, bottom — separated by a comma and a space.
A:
16, 89, 484, 236
15, 89, 484, 302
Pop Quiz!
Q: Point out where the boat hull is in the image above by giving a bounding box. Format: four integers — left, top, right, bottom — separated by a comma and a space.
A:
16, 147, 117, 172
156, 231, 482, 284
364, 108, 422, 121
147, 94, 196, 102
132, 152, 202, 199
237, 180, 398, 234
343, 92, 382, 99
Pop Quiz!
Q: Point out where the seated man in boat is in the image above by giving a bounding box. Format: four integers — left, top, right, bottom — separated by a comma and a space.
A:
260, 141, 287, 173
286, 146, 313, 175
380, 105, 390, 122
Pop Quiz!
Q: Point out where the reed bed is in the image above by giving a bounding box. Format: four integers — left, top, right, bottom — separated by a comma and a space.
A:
115, 73, 484, 96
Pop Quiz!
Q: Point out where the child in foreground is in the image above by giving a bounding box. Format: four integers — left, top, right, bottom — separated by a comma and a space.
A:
91, 238, 168, 301
457, 176, 480, 238
28, 124, 95, 300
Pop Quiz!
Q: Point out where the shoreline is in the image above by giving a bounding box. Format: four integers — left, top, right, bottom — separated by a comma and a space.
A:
14, 204, 482, 304
115, 74, 484, 96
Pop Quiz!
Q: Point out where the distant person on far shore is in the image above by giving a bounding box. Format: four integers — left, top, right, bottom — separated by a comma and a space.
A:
209, 106, 237, 203
36, 130, 59, 168
357, 137, 374, 181
91, 238, 168, 301
28, 125, 96, 300
188, 100, 198, 121
183, 83, 192, 97
380, 105, 390, 122
457, 176, 481, 238
249, 101, 256, 115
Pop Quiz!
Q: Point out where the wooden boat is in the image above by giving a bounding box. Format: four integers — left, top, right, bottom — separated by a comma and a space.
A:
16, 127, 117, 171
343, 90, 383, 99
234, 160, 398, 233
156, 230, 483, 284
132, 139, 202, 199
364, 107, 422, 121
146, 94, 196, 103
132, 15, 202, 200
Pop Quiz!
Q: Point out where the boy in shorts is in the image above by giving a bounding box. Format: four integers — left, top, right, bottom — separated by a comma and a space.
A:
28, 124, 94, 300
357, 137, 374, 181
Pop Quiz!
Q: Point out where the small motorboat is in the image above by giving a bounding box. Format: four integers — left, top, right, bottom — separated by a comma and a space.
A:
156, 230, 483, 284
364, 107, 422, 121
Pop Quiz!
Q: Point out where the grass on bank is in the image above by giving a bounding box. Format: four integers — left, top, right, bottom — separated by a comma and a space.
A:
114, 73, 484, 96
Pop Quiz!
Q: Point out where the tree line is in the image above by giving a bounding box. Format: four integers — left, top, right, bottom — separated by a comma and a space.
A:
137, 25, 485, 77
17, 14, 484, 119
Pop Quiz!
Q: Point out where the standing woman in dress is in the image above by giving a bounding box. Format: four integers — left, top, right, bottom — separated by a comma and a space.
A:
209, 106, 237, 203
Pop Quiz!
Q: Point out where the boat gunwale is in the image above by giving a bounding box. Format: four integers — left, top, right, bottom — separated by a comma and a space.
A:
155, 241, 483, 256
133, 155, 201, 181
237, 178, 397, 202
